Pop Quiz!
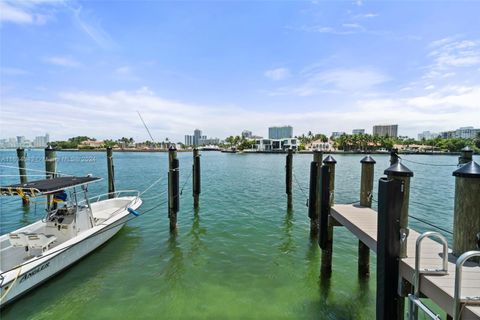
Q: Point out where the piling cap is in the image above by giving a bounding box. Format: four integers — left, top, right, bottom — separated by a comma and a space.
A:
453, 161, 480, 178
360, 155, 376, 164
384, 162, 414, 177
168, 145, 177, 151
323, 155, 337, 164
461, 146, 473, 153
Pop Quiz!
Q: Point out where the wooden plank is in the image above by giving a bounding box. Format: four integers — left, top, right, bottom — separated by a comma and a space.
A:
331, 204, 480, 319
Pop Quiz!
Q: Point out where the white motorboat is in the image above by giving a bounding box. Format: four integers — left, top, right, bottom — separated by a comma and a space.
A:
0, 176, 142, 307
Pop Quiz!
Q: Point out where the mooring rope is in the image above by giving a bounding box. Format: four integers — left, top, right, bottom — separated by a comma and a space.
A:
0, 164, 72, 177
370, 198, 453, 235
292, 171, 309, 205
399, 157, 458, 167
180, 170, 193, 195
0, 265, 22, 302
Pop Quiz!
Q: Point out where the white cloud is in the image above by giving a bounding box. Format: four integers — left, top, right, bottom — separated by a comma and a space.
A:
44, 56, 81, 67
270, 67, 389, 96
264, 68, 290, 81
429, 38, 480, 69
115, 66, 131, 75
4, 81, 477, 140
0, 2, 34, 24
359, 13, 378, 18
68, 4, 116, 49
0, 67, 29, 76
0, 0, 59, 25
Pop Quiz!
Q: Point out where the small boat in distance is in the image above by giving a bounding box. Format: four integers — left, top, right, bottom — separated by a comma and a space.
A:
221, 147, 237, 153
0, 176, 142, 307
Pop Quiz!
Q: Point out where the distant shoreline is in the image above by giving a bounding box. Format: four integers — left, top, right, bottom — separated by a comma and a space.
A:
49, 149, 470, 155
0, 148, 475, 155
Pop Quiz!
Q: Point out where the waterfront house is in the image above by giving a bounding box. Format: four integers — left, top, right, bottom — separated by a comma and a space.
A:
252, 138, 297, 151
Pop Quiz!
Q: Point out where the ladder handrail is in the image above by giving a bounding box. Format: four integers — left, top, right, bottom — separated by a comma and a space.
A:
414, 231, 449, 296
409, 231, 449, 320
453, 250, 480, 320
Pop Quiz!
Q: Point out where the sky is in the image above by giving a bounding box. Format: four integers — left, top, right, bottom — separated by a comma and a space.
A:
1, 0, 480, 142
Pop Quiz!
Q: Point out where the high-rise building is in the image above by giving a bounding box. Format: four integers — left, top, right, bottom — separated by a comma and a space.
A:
16, 136, 25, 147
454, 126, 480, 139
32, 134, 49, 147
268, 126, 293, 139
242, 130, 252, 138
331, 131, 346, 139
417, 131, 438, 140
184, 135, 193, 146
352, 129, 365, 135
193, 129, 202, 146
373, 124, 398, 138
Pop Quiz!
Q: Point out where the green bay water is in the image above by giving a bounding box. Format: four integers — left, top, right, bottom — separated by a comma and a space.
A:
1, 150, 477, 319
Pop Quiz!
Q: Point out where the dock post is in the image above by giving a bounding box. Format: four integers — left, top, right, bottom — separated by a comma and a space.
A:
452, 161, 480, 259
458, 146, 473, 165
376, 177, 404, 320
168, 145, 180, 232
192, 148, 201, 209
286, 148, 293, 209
16, 148, 29, 206
45, 146, 57, 210
358, 155, 376, 277
107, 147, 115, 199
390, 148, 399, 166
385, 161, 413, 258
308, 151, 322, 235
320, 155, 336, 277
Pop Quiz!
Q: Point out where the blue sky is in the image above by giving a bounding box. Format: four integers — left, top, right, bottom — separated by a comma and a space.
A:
1, 0, 479, 142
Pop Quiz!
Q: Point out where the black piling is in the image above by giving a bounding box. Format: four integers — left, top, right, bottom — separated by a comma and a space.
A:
320, 155, 336, 277
376, 177, 404, 320
308, 151, 322, 235
16, 148, 29, 206
390, 148, 399, 166
192, 148, 201, 209
168, 146, 179, 232
107, 147, 115, 198
384, 161, 413, 258
458, 146, 473, 165
286, 148, 293, 209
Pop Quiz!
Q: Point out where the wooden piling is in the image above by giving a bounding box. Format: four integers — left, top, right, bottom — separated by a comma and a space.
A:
376, 177, 404, 320
16, 148, 29, 206
358, 155, 376, 277
308, 151, 322, 235
192, 148, 201, 209
385, 161, 413, 258
320, 155, 336, 276
458, 146, 473, 165
452, 161, 480, 258
107, 147, 115, 199
168, 146, 179, 231
45, 146, 56, 210
286, 148, 293, 209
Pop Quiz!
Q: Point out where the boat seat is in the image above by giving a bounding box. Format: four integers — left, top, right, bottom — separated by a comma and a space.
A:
27, 233, 57, 252
8, 232, 29, 248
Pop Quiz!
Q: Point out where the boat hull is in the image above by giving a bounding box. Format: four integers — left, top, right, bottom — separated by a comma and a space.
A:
0, 213, 130, 307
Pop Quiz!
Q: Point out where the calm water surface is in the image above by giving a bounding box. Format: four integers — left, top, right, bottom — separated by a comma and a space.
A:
1, 150, 477, 319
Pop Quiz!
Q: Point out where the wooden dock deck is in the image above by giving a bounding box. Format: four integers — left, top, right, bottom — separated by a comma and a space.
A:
331, 204, 480, 320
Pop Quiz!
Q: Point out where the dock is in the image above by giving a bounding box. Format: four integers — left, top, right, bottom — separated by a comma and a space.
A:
331, 204, 480, 319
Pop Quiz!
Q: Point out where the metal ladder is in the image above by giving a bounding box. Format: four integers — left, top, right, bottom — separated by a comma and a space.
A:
453, 250, 480, 320
408, 231, 449, 320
